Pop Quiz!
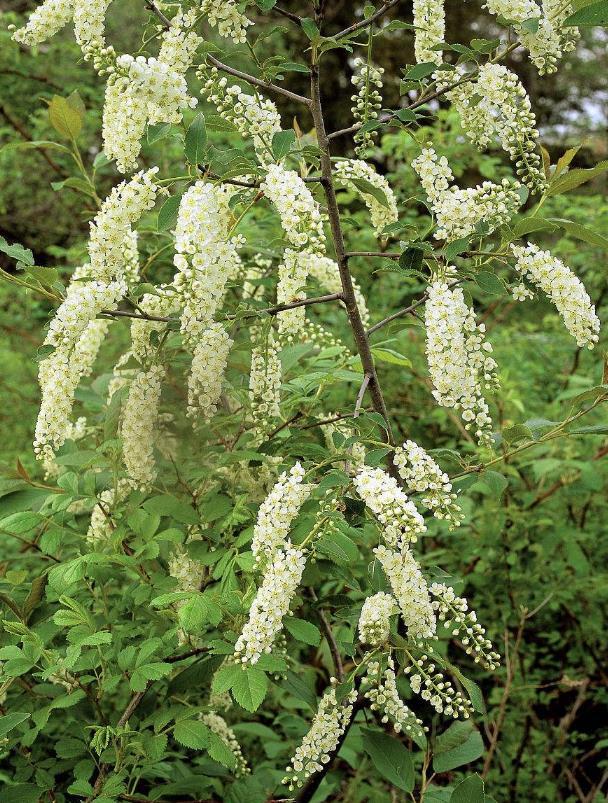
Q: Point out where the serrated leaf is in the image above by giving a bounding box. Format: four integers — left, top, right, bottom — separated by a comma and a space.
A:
564, 0, 608, 25
173, 719, 210, 750
362, 728, 414, 792
548, 218, 608, 249
231, 667, 268, 712
207, 730, 237, 768
433, 721, 484, 772
272, 129, 296, 161
0, 712, 30, 739
157, 194, 182, 231
403, 62, 437, 80
284, 617, 321, 646
450, 774, 486, 803
48, 95, 82, 140
0, 237, 34, 266
184, 113, 207, 164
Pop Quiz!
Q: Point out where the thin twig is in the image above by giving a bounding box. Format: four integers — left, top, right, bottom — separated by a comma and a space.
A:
273, 5, 303, 25
354, 373, 371, 418
207, 55, 311, 107
334, 0, 401, 39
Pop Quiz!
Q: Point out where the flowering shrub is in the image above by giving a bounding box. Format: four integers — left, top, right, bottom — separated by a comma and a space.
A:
0, 1, 606, 802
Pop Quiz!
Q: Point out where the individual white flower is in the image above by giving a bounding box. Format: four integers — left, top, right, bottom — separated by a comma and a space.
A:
283, 680, 358, 790
202, 712, 250, 776
251, 463, 313, 564
404, 651, 473, 717
394, 440, 463, 528
374, 545, 436, 640
511, 281, 535, 301
350, 57, 384, 154
362, 657, 426, 738
510, 243, 600, 348
412, 146, 521, 240
358, 592, 396, 646
354, 466, 426, 549
445, 65, 546, 193
11, 0, 74, 46
425, 280, 497, 444
334, 159, 399, 237
121, 365, 164, 490
305, 252, 370, 329
249, 329, 282, 422
201, 0, 252, 43
262, 164, 325, 253
430, 583, 500, 670
234, 542, 306, 664
199, 68, 281, 165
413, 0, 445, 64
187, 323, 233, 421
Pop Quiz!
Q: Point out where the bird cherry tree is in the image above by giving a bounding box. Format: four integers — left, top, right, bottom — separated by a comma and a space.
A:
0, 0, 606, 802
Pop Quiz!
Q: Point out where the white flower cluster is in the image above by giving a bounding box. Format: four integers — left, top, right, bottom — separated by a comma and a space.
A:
447, 65, 546, 193
394, 440, 463, 528
412, 146, 520, 241
251, 462, 313, 565
322, 414, 366, 469
283, 680, 358, 791
262, 164, 325, 253
173, 181, 242, 344
334, 159, 399, 237
103, 54, 196, 173
425, 280, 497, 444
158, 9, 202, 76
86, 479, 131, 546
305, 252, 370, 329
11, 0, 74, 46
121, 365, 164, 490
354, 466, 426, 549
249, 330, 282, 423
405, 651, 473, 717
374, 545, 436, 640
73, 0, 111, 57
34, 169, 156, 461
168, 543, 205, 592
362, 657, 426, 739
200, 68, 281, 166
484, 0, 579, 74
351, 57, 384, 154
201, 0, 252, 43
187, 323, 233, 421
277, 249, 309, 339
413, 0, 445, 64
511, 243, 600, 348
234, 541, 306, 664
130, 288, 178, 365
358, 592, 396, 646
430, 583, 500, 670
88, 168, 159, 283
202, 713, 250, 777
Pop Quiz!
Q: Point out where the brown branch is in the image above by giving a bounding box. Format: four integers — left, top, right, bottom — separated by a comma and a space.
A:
273, 5, 303, 25
207, 55, 311, 107
346, 251, 400, 260
309, 58, 394, 449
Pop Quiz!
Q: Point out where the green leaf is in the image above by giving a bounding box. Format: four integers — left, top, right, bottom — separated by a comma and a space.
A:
48, 557, 87, 591
450, 774, 486, 803
130, 662, 172, 691
403, 62, 437, 80
349, 177, 391, 208
143, 494, 199, 524
157, 194, 182, 231
564, 1, 608, 25
475, 271, 505, 296
433, 721, 484, 772
548, 218, 608, 249
372, 347, 412, 368
0, 784, 43, 803
178, 594, 222, 632
284, 617, 321, 646
399, 246, 424, 271
477, 470, 508, 497
301, 17, 321, 40
231, 666, 268, 712
173, 719, 210, 749
0, 237, 34, 266
502, 424, 534, 444
272, 129, 296, 161
208, 730, 237, 768
0, 712, 30, 739
48, 95, 83, 140
547, 160, 608, 196
184, 113, 208, 164
362, 729, 414, 792
444, 236, 471, 261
